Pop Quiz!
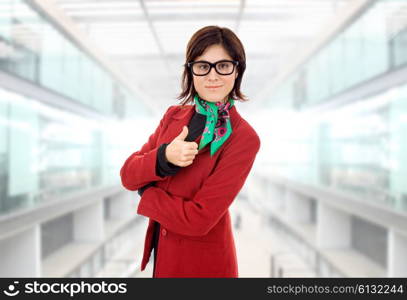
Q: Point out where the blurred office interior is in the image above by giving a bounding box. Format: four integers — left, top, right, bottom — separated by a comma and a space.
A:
0, 0, 406, 277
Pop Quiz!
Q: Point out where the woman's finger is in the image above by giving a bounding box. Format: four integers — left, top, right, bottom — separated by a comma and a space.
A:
182, 149, 198, 155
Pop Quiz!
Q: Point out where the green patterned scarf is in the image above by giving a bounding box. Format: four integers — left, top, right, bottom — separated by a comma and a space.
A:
194, 93, 235, 157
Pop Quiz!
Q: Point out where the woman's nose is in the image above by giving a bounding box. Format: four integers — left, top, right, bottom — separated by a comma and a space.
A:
207, 67, 220, 80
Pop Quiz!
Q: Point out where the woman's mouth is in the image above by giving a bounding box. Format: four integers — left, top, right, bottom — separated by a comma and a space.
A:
205, 85, 222, 89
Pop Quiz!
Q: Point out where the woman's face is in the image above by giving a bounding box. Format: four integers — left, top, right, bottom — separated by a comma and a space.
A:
192, 44, 238, 104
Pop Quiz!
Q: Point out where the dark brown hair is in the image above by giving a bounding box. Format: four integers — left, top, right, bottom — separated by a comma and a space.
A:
176, 25, 249, 105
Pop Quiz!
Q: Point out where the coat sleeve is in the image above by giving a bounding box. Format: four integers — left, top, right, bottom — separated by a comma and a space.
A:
120, 105, 175, 191
136, 129, 261, 236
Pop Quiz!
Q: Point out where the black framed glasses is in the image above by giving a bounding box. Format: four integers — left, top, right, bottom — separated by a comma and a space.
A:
185, 60, 239, 76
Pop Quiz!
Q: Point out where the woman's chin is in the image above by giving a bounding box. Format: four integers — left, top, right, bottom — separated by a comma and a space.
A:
199, 94, 226, 103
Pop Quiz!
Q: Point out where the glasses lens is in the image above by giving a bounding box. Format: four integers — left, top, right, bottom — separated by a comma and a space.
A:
192, 62, 210, 75
216, 61, 234, 75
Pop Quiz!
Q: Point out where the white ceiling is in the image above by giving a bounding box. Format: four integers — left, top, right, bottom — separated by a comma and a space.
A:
54, 0, 352, 114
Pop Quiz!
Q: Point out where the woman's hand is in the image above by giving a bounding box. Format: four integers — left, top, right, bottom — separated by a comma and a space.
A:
165, 126, 198, 167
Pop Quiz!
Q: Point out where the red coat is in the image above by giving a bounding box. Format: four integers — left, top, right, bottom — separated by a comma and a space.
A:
120, 104, 261, 277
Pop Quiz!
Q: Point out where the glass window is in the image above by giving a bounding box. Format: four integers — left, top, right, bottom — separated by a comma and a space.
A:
39, 24, 64, 92
0, 1, 12, 41
0, 0, 141, 119
8, 96, 38, 198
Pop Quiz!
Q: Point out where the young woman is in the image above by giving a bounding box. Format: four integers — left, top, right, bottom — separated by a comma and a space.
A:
120, 25, 261, 278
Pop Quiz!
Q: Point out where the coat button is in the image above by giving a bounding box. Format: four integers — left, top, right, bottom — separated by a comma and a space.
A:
161, 229, 167, 236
